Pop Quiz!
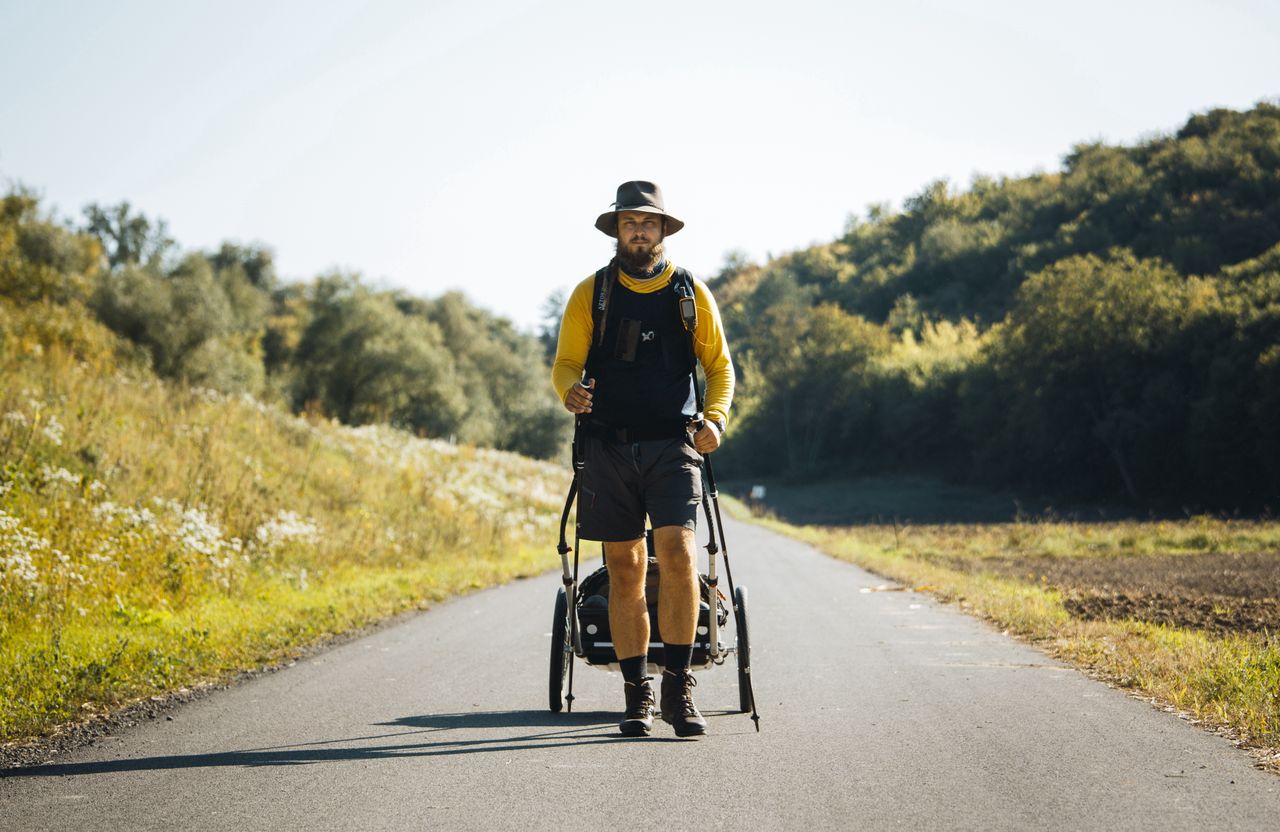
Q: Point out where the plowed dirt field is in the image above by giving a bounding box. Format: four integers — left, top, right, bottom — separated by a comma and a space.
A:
963, 551, 1280, 635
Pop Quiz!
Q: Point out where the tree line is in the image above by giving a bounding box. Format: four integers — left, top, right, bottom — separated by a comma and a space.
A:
7, 102, 1277, 508
1, 192, 568, 459
712, 102, 1280, 511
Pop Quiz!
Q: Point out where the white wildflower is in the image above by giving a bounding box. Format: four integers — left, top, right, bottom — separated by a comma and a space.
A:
93, 502, 158, 528
151, 496, 185, 515
193, 387, 223, 404
254, 510, 320, 551
39, 465, 80, 489
1, 552, 41, 586
41, 415, 65, 446
89, 480, 107, 496
174, 506, 227, 557
4, 411, 27, 426
0, 509, 50, 586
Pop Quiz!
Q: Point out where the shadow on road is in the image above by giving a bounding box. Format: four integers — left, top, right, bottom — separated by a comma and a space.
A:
0, 709, 702, 778
379, 709, 613, 730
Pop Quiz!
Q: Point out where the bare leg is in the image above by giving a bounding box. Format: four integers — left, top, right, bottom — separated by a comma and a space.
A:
604, 538, 648, 660
653, 525, 698, 644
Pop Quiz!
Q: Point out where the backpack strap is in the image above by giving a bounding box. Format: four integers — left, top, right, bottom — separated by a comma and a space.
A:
672, 268, 720, 575
671, 268, 704, 413
592, 259, 618, 348
583, 259, 617, 383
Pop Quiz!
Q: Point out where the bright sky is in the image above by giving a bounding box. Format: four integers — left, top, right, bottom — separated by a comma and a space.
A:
2, 0, 1277, 332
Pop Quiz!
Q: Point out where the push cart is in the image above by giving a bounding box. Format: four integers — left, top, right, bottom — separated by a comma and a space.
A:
548, 536, 753, 714
548, 421, 759, 730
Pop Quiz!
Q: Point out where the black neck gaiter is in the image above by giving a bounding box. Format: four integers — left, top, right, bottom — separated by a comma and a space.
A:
624, 259, 667, 280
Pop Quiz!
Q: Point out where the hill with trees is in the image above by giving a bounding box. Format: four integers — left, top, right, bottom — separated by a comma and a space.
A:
713, 102, 1280, 510
3, 191, 568, 461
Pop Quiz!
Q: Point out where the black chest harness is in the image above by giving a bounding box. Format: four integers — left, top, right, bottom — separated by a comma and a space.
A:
589, 260, 699, 350
579, 260, 702, 442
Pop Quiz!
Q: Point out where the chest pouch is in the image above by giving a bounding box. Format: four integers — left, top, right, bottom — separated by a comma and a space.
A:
615, 318, 641, 362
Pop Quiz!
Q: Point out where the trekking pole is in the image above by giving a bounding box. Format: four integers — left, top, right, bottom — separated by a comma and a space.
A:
677, 281, 758, 729
557, 481, 577, 586
556, 418, 587, 712
566, 530, 580, 712
699, 475, 721, 664
694, 420, 760, 732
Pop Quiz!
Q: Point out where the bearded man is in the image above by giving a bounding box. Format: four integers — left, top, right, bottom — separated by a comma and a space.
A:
552, 180, 734, 737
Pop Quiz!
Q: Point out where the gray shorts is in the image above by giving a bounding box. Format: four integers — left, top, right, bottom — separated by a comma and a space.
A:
577, 436, 703, 542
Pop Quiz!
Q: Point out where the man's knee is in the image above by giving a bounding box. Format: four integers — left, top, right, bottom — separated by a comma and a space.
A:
652, 526, 696, 571
605, 538, 647, 593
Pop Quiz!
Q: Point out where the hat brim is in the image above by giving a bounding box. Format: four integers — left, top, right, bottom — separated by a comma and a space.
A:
595, 205, 684, 238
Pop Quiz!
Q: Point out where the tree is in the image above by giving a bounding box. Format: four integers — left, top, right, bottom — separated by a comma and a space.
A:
984, 249, 1188, 499
292, 275, 465, 437
82, 202, 173, 269
1, 190, 100, 304
539, 288, 567, 364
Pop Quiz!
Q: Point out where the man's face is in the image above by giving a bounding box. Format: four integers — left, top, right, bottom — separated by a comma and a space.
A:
616, 211, 665, 260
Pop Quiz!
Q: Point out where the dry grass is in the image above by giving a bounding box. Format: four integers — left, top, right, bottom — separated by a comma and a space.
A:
0, 301, 569, 742
732, 500, 1280, 770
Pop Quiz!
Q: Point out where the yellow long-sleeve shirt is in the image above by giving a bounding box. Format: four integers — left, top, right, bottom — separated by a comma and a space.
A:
551, 262, 734, 428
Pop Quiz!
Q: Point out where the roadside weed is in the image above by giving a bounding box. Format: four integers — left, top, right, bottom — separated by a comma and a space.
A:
0, 337, 567, 742
738, 505, 1280, 766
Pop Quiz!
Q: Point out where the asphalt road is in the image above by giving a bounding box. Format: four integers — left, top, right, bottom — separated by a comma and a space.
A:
3, 516, 1278, 831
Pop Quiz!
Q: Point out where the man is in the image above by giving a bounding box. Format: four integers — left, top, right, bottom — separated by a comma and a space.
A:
552, 180, 734, 738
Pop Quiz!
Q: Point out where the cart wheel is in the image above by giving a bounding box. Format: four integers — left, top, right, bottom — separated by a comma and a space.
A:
734, 585, 752, 713
549, 587, 571, 712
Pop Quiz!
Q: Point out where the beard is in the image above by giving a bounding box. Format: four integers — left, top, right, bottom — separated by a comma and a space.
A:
616, 237, 665, 275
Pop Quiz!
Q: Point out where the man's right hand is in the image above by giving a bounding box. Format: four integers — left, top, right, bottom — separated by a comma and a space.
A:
564, 378, 595, 414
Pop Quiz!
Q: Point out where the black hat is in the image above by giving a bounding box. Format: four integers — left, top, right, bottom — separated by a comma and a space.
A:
594, 180, 684, 237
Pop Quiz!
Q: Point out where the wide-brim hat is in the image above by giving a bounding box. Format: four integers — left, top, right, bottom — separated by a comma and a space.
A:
594, 180, 684, 237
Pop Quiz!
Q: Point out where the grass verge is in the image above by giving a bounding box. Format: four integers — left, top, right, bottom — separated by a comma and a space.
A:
732, 500, 1280, 772
1, 302, 569, 746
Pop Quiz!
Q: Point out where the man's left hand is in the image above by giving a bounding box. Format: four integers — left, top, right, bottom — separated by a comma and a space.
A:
692, 421, 722, 454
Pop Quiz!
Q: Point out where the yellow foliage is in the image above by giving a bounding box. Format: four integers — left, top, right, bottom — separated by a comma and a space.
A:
0, 313, 568, 741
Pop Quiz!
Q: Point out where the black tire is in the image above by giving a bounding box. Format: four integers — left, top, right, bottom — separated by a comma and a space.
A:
549, 587, 571, 712
734, 585, 752, 713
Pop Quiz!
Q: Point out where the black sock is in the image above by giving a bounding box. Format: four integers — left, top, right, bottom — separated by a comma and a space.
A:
663, 643, 693, 674
620, 655, 647, 684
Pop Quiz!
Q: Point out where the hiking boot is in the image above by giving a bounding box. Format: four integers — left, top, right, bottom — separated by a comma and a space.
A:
660, 669, 708, 737
619, 677, 655, 736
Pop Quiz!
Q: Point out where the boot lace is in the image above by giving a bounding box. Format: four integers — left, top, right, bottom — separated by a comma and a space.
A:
625, 676, 655, 716
666, 670, 699, 717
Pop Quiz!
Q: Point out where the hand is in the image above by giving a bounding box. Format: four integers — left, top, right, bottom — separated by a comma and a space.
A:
564, 378, 595, 414
691, 420, 721, 454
